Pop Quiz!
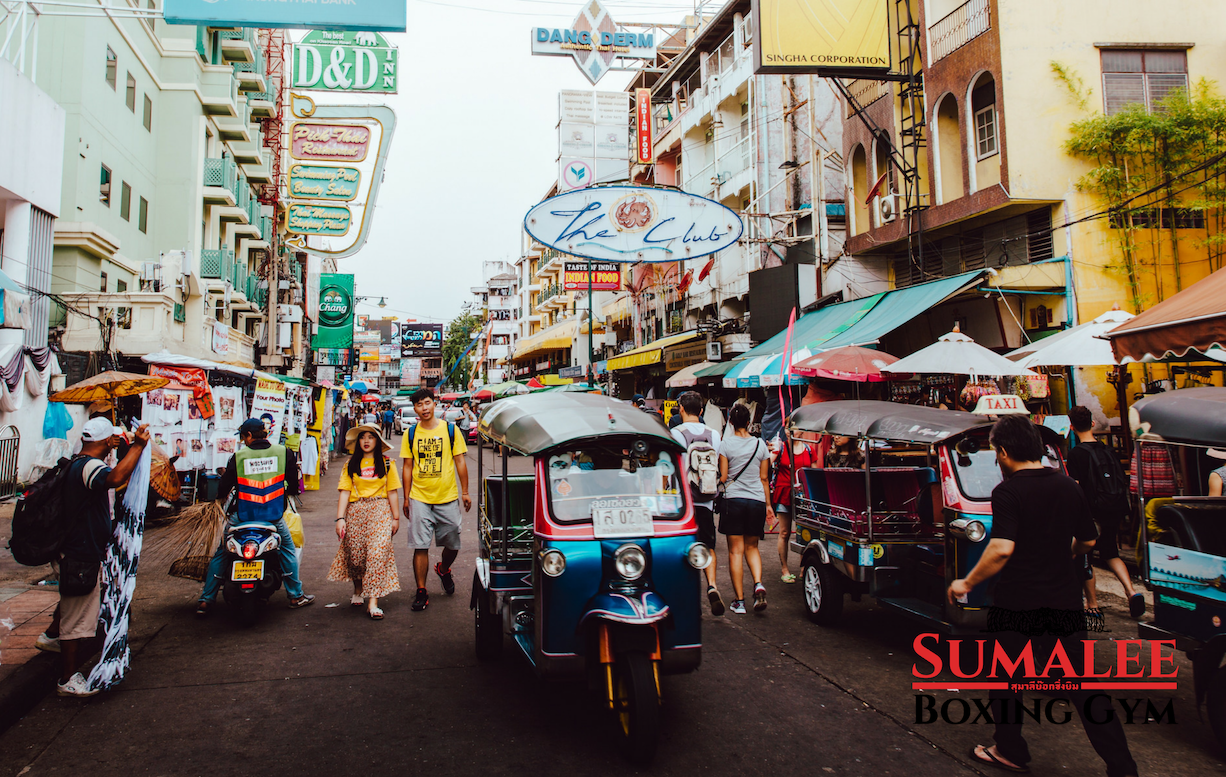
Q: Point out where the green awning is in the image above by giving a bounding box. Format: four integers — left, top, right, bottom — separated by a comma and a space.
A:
693, 360, 739, 378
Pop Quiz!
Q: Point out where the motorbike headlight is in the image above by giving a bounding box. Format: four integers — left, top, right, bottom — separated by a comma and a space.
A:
614, 544, 647, 581
686, 542, 712, 570
540, 549, 566, 577
949, 518, 987, 543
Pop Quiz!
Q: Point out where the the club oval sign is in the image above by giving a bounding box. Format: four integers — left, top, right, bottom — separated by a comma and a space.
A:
524, 186, 743, 263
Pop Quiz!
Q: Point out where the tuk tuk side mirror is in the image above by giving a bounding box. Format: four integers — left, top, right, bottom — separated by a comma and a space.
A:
954, 438, 980, 468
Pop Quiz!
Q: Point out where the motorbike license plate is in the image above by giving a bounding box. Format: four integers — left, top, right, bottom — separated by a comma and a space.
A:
591, 499, 654, 538
231, 560, 264, 581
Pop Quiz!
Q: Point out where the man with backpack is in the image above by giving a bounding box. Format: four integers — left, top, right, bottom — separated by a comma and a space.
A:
1067, 406, 1145, 618
401, 388, 469, 612
671, 391, 725, 616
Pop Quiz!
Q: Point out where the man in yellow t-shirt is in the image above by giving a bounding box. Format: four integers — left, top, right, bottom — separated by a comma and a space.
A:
400, 388, 469, 611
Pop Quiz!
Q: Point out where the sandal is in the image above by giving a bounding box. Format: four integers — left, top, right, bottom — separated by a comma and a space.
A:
969, 745, 1029, 773
350, 595, 364, 607
195, 600, 211, 617
780, 573, 797, 584
368, 607, 384, 620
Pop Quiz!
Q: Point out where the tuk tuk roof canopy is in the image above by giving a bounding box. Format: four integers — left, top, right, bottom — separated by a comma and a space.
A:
1129, 387, 1226, 446
478, 393, 682, 456
788, 400, 991, 444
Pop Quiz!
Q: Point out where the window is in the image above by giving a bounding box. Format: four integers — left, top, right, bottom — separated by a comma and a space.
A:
100, 272, 108, 292
971, 79, 998, 160
125, 72, 136, 111
1108, 207, 1206, 229
100, 165, 112, 205
138, 197, 148, 233
1102, 49, 1188, 115
120, 182, 131, 221
143, 95, 152, 131
105, 46, 116, 89
117, 279, 128, 293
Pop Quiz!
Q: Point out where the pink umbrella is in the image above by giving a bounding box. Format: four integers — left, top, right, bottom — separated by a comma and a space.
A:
790, 346, 906, 383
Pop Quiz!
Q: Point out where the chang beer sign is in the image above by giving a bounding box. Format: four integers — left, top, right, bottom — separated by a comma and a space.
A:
293, 30, 398, 94
312, 274, 355, 349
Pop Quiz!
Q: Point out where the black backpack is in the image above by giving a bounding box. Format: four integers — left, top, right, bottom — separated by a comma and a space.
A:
7, 456, 85, 566
1083, 443, 1129, 515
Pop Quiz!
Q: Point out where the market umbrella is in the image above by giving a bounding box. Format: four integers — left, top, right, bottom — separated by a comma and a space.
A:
1006, 308, 1134, 368
525, 377, 545, 389
666, 361, 716, 388
49, 370, 169, 404
791, 346, 904, 383
884, 328, 1038, 378
474, 381, 529, 400
348, 380, 369, 394
548, 382, 603, 394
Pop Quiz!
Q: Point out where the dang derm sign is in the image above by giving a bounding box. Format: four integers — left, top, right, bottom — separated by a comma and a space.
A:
163, 0, 407, 32
524, 186, 743, 264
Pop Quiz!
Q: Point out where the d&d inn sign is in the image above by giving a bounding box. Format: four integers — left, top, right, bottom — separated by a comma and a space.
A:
524, 186, 744, 264
293, 30, 398, 94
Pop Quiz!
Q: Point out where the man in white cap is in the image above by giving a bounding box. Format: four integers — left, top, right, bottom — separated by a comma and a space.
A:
51, 417, 149, 697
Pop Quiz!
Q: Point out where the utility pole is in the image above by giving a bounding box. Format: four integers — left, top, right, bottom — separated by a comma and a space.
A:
587, 257, 594, 385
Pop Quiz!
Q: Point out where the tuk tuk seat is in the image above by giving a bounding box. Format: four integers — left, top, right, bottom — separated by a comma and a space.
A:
1153, 499, 1226, 556
483, 475, 535, 528
799, 467, 934, 537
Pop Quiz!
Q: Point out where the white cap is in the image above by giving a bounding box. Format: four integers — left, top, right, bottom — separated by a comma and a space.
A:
81, 417, 123, 442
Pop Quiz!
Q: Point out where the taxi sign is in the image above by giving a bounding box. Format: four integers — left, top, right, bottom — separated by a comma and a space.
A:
971, 394, 1028, 416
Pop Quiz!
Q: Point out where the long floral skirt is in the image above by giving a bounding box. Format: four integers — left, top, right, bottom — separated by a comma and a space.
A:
327, 496, 401, 599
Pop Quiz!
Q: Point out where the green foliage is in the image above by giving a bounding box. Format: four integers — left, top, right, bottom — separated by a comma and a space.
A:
1050, 61, 1090, 112
1059, 67, 1226, 309
442, 312, 482, 389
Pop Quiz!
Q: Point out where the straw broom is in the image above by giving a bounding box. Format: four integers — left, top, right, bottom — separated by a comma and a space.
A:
142, 500, 227, 581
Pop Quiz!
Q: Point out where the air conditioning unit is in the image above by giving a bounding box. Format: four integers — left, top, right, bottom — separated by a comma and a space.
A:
876, 193, 899, 224
707, 341, 723, 361
140, 262, 160, 281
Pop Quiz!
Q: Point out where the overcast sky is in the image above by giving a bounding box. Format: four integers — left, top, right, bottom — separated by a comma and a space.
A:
333, 0, 706, 324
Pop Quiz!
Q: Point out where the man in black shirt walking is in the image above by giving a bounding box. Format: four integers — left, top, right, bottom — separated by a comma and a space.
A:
948, 416, 1138, 776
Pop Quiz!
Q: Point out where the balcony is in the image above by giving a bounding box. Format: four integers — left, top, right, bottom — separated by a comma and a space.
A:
215, 103, 252, 142
536, 283, 562, 309
231, 124, 264, 164
203, 157, 238, 205
844, 79, 889, 117
234, 58, 267, 93
248, 90, 276, 118
199, 68, 239, 117
537, 249, 564, 277
930, 0, 991, 62
685, 125, 754, 198
218, 28, 255, 63
242, 148, 272, 183
200, 247, 235, 282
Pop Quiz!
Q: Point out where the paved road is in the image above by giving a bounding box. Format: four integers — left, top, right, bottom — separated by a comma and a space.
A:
1, 445, 1222, 776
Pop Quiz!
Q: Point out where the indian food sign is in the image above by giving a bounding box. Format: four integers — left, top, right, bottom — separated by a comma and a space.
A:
563, 261, 621, 291
524, 186, 744, 263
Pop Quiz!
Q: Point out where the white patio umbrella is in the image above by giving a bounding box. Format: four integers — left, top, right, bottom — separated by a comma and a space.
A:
884, 327, 1038, 378
1006, 308, 1134, 368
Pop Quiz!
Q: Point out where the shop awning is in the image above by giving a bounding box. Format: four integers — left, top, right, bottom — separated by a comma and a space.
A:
512, 320, 577, 361
667, 361, 718, 387
717, 271, 984, 387
1105, 266, 1226, 363
607, 331, 700, 372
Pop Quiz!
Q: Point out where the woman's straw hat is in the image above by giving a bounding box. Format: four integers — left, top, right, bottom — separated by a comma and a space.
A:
345, 424, 391, 453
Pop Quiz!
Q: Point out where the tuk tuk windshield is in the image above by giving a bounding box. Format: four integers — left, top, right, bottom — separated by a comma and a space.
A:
545, 443, 685, 523
950, 430, 1062, 501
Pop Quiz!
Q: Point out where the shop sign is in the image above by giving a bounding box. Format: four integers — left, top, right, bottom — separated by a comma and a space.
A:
163, 0, 406, 31
290, 122, 371, 162
212, 320, 230, 355
287, 203, 352, 236
359, 345, 381, 362
1024, 374, 1049, 398
753, 0, 890, 77
635, 88, 652, 164
400, 323, 443, 357
971, 394, 1028, 416
402, 358, 422, 384
563, 261, 621, 291
559, 365, 584, 379
292, 31, 398, 94
525, 185, 744, 264
316, 366, 336, 383
289, 165, 361, 201
312, 274, 355, 349
251, 377, 287, 440
314, 347, 351, 366
536, 360, 552, 371
664, 342, 706, 372
530, 0, 657, 84
378, 344, 398, 362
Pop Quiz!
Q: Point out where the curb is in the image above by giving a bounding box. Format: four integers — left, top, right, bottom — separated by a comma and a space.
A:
0, 650, 58, 735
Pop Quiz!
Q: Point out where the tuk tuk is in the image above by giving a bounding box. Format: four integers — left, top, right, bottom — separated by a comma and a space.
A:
787, 400, 1065, 631
1130, 387, 1226, 746
472, 393, 711, 764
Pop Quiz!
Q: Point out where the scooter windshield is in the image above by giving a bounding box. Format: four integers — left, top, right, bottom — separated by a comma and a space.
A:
545, 444, 685, 523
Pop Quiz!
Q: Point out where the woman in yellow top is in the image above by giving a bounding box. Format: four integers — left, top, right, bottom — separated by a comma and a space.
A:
327, 425, 402, 619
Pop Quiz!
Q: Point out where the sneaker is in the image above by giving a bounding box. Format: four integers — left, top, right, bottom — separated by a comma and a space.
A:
729, 599, 746, 614
35, 633, 60, 653
411, 588, 429, 611
753, 584, 767, 613
288, 594, 316, 609
707, 586, 725, 617
1129, 593, 1146, 619
435, 561, 456, 595
56, 673, 99, 698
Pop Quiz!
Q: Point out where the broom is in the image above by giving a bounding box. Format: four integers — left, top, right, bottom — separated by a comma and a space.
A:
142, 500, 227, 581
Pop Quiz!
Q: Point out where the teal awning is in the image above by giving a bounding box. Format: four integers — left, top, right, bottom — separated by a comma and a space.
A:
693, 360, 739, 378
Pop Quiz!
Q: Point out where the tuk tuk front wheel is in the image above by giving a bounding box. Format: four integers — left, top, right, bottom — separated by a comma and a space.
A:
1207, 664, 1226, 752
473, 571, 503, 660
802, 556, 844, 625
612, 651, 659, 766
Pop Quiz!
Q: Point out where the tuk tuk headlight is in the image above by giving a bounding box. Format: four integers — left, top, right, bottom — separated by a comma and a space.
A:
686, 542, 712, 570
949, 518, 987, 543
614, 544, 647, 581
540, 549, 566, 577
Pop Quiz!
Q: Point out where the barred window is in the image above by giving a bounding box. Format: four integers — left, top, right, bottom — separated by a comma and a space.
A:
1102, 49, 1188, 115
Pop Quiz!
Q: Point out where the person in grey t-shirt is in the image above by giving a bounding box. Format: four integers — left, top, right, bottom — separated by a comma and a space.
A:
717, 404, 773, 614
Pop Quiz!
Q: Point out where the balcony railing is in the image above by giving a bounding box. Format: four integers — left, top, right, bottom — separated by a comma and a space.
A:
706, 30, 739, 77
843, 79, 890, 117
686, 127, 754, 194
200, 247, 235, 280
217, 27, 255, 45
203, 157, 238, 195
537, 283, 561, 306
930, 0, 990, 62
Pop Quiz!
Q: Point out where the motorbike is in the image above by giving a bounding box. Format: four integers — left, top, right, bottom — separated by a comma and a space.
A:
472, 392, 710, 765
220, 510, 284, 626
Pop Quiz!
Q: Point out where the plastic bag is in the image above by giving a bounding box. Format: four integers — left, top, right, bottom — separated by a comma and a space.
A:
283, 508, 304, 549
43, 401, 72, 440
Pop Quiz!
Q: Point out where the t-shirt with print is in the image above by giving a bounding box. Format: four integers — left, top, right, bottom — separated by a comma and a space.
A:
719, 434, 768, 502
339, 454, 402, 501
401, 421, 467, 504
62, 457, 113, 562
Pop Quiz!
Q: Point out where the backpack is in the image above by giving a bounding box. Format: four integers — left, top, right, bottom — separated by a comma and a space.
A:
679, 427, 720, 499
1083, 443, 1129, 515
407, 421, 459, 460
7, 456, 86, 566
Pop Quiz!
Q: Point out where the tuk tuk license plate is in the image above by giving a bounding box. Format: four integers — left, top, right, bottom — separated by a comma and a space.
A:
591, 503, 654, 538
231, 560, 264, 581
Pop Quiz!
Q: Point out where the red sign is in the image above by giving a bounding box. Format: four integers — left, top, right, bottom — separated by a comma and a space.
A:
290, 122, 371, 162
563, 261, 622, 291
635, 88, 652, 164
